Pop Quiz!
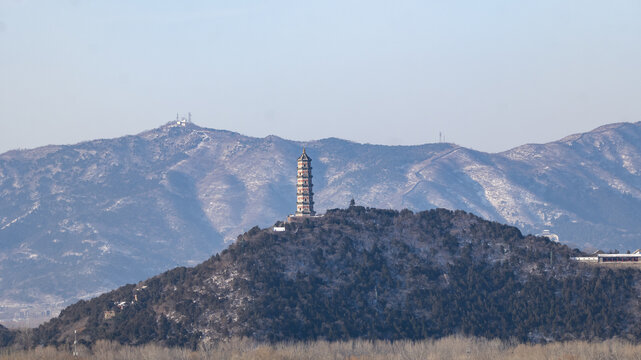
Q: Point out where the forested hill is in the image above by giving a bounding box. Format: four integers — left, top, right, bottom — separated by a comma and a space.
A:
23, 207, 641, 347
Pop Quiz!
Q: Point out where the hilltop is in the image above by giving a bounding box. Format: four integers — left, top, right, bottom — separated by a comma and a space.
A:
17, 207, 641, 348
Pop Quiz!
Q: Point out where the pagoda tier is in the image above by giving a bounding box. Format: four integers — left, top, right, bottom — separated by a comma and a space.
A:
295, 148, 315, 216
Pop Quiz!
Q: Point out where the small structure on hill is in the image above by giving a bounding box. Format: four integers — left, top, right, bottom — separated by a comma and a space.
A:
172, 112, 192, 127
539, 230, 559, 243
571, 249, 641, 263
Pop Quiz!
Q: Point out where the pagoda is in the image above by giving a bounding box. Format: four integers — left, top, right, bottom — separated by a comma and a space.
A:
295, 148, 315, 216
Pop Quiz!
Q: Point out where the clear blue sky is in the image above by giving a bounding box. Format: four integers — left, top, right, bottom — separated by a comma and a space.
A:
1, 1, 640, 153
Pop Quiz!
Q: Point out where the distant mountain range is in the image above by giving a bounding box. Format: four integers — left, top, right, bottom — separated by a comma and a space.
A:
1, 120, 641, 324
17, 208, 641, 347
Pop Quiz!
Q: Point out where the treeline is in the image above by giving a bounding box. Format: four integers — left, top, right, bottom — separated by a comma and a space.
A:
238, 216, 637, 342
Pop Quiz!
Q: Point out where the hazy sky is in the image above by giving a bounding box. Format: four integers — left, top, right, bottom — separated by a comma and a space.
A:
1, 1, 640, 153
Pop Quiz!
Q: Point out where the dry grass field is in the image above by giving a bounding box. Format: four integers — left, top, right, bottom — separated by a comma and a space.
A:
3, 336, 641, 360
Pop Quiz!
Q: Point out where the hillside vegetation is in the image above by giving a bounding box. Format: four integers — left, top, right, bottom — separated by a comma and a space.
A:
0, 325, 13, 348
11, 207, 641, 347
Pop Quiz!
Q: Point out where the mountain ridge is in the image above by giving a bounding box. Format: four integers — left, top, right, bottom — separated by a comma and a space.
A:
2, 121, 637, 157
2, 120, 641, 324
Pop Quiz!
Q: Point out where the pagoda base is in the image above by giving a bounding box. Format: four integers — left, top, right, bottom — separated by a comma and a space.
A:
287, 214, 322, 222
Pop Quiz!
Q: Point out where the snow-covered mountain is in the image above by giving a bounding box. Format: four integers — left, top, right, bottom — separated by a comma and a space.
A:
1, 121, 641, 323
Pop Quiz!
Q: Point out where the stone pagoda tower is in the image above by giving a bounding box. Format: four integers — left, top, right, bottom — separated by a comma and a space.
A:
295, 148, 315, 216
